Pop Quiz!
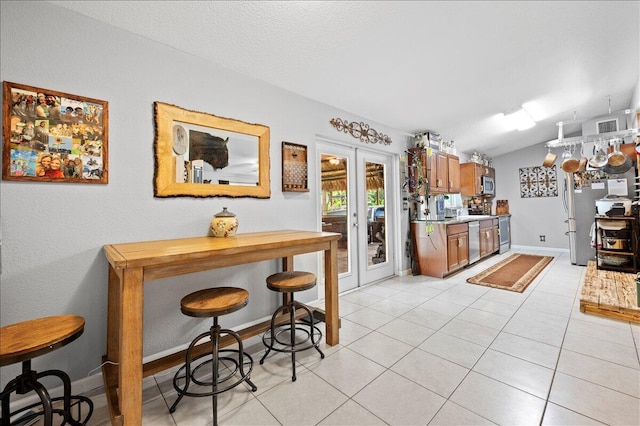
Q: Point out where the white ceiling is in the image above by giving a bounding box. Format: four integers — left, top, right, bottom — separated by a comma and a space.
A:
48, 1, 640, 158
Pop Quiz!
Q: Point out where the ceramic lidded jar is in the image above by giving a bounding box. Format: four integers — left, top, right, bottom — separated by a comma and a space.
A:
210, 207, 238, 237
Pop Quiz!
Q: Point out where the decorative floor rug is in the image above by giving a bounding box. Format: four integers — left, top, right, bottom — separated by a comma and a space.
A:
467, 253, 554, 293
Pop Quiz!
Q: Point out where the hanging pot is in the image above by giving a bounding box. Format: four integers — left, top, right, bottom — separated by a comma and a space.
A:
561, 145, 580, 173
542, 146, 557, 168
607, 139, 627, 166
603, 153, 632, 175
588, 140, 608, 169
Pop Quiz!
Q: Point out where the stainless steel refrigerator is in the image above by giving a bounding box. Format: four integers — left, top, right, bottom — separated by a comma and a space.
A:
564, 169, 636, 265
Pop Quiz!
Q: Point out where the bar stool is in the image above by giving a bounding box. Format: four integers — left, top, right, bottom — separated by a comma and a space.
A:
0, 315, 93, 426
260, 271, 324, 381
169, 287, 257, 426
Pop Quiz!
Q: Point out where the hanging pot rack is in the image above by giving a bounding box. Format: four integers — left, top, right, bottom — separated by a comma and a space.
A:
545, 127, 638, 149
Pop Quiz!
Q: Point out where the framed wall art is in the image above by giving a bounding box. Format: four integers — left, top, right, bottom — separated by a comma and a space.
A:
519, 165, 558, 198
154, 102, 270, 198
282, 141, 309, 192
2, 81, 108, 184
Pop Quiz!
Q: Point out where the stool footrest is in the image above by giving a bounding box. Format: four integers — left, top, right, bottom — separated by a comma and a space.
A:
172, 349, 256, 398
261, 323, 324, 354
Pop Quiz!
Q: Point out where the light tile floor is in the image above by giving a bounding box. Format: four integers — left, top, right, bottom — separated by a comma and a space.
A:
84, 249, 640, 425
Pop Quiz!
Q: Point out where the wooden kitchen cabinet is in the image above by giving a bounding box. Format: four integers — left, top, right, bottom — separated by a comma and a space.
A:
428, 152, 460, 194
492, 223, 500, 253
460, 163, 494, 197
447, 223, 469, 272
479, 219, 498, 258
448, 155, 460, 193
412, 221, 468, 278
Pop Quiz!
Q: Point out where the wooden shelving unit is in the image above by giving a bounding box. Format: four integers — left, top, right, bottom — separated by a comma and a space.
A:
594, 216, 638, 273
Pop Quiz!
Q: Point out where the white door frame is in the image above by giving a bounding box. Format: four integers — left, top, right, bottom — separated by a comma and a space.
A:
316, 137, 397, 298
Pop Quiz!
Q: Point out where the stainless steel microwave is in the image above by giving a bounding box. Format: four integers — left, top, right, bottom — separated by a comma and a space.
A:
481, 175, 495, 195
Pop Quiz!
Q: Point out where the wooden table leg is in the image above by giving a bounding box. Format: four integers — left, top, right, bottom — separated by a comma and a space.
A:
119, 268, 144, 425
106, 264, 121, 373
105, 265, 124, 424
325, 239, 339, 345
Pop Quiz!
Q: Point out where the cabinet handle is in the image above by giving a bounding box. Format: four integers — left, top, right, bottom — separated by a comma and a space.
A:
458, 238, 464, 247
449, 180, 453, 188
480, 185, 484, 192
437, 179, 442, 187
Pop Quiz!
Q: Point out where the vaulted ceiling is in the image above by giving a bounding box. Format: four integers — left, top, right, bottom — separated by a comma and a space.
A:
48, 1, 640, 158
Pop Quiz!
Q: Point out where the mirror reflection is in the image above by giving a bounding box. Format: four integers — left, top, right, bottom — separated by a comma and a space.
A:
172, 120, 259, 186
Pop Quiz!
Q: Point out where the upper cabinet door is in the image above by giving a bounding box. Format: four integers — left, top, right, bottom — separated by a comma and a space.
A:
448, 155, 460, 193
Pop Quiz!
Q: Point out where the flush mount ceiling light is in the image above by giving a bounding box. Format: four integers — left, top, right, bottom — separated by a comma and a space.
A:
502, 106, 536, 131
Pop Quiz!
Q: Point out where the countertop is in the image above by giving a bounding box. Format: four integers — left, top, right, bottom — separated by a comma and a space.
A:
412, 214, 510, 225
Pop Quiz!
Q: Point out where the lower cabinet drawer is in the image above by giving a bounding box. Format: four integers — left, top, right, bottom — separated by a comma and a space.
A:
447, 223, 468, 235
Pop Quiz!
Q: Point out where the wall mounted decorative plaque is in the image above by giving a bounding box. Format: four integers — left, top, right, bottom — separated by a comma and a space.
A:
2, 81, 108, 183
329, 118, 392, 145
519, 165, 558, 198
282, 141, 309, 192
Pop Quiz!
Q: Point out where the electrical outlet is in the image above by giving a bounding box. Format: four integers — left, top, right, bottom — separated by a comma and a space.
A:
539, 235, 546, 242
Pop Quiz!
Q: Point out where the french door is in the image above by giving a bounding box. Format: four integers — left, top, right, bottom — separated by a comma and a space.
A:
317, 140, 394, 295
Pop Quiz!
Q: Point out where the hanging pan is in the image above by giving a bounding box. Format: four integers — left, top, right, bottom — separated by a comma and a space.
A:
588, 140, 608, 169
542, 146, 556, 168
603, 154, 632, 175
561, 145, 580, 173
607, 139, 627, 167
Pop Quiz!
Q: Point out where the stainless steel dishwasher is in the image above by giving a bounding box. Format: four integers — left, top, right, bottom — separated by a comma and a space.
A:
468, 221, 480, 264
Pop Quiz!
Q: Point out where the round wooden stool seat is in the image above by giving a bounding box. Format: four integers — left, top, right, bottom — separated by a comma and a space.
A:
0, 315, 85, 366
171, 287, 256, 424
266, 271, 317, 293
1, 315, 93, 425
181, 287, 249, 318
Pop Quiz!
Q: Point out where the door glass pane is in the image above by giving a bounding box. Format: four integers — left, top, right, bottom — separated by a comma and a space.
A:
366, 161, 386, 266
321, 154, 349, 274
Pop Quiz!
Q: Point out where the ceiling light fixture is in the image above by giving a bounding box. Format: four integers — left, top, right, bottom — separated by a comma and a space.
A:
502, 106, 536, 131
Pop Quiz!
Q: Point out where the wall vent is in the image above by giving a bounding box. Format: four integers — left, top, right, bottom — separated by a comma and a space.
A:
596, 118, 618, 134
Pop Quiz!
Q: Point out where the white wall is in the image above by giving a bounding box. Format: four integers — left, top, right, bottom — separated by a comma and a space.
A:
0, 1, 411, 387
492, 143, 569, 250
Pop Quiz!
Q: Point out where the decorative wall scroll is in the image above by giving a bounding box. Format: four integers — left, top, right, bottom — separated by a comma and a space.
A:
282, 141, 309, 192
519, 165, 558, 198
3, 81, 108, 183
329, 118, 392, 145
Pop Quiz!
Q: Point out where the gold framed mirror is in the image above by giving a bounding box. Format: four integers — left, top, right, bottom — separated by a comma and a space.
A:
153, 102, 270, 198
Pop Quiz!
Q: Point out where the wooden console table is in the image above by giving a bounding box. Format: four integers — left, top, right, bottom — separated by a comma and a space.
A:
102, 230, 340, 425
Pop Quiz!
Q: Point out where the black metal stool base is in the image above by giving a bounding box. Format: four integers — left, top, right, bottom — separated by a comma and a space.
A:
260, 300, 324, 381
0, 361, 93, 426
170, 320, 256, 426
